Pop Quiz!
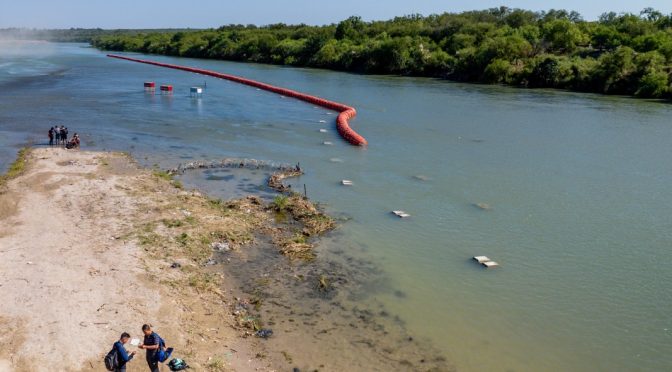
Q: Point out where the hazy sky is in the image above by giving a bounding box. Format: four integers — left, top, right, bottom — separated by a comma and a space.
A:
1, 0, 671, 29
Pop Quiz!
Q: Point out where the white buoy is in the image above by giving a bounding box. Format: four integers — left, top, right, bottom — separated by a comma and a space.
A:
392, 210, 411, 218
190, 87, 203, 97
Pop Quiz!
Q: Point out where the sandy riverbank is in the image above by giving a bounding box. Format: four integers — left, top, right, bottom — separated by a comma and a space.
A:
0, 148, 303, 371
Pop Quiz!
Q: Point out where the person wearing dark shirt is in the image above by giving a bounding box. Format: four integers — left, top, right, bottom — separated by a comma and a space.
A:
113, 332, 136, 372
139, 324, 161, 372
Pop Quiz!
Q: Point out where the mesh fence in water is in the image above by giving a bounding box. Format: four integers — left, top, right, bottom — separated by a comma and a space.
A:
168, 158, 300, 175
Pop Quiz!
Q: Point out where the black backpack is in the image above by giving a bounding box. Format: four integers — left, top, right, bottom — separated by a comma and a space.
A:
104, 347, 119, 371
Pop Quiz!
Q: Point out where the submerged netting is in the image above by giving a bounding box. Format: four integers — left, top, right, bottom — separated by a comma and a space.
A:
168, 158, 300, 175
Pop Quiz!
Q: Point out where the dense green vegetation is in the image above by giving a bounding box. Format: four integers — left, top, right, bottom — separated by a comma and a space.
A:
89, 8, 672, 100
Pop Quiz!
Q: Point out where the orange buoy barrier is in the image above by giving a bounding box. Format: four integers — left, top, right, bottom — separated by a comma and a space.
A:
107, 54, 368, 146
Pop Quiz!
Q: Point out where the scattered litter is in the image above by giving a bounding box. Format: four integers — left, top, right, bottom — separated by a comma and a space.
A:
255, 329, 274, 339
319, 129, 328, 133
341, 180, 353, 186
473, 256, 499, 268
180, 209, 192, 217
211, 242, 230, 251
170, 262, 181, 269
205, 259, 217, 266
26, 261, 33, 265
392, 210, 411, 218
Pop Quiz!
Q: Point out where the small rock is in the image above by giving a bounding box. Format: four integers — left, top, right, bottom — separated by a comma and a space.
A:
170, 262, 181, 269
205, 259, 217, 266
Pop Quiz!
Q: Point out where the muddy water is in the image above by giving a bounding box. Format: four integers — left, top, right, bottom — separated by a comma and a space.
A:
2, 42, 672, 372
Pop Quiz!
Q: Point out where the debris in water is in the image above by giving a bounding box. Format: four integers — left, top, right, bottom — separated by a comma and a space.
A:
329, 158, 344, 163
413, 175, 431, 181
392, 210, 411, 218
341, 180, 353, 186
473, 202, 492, 211
319, 129, 328, 133
319, 120, 327, 123
323, 141, 333, 145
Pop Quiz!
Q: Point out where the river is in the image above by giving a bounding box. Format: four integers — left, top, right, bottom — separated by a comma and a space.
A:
1, 41, 672, 371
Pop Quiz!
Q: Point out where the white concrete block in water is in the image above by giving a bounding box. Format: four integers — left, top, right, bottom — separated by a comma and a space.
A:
392, 210, 411, 218
473, 256, 491, 264
473, 256, 500, 268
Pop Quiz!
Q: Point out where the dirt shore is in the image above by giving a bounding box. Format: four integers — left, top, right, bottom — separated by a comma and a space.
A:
0, 148, 292, 372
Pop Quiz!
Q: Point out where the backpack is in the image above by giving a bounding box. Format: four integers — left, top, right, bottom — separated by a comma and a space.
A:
168, 358, 189, 371
104, 347, 119, 371
154, 334, 174, 363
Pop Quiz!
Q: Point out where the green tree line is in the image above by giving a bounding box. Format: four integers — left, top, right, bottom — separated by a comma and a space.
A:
91, 7, 672, 100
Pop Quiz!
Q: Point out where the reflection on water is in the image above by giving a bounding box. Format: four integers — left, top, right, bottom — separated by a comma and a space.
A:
2, 43, 672, 372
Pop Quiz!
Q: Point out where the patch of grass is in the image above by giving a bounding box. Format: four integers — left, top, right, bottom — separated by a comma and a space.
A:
152, 169, 173, 181
138, 232, 162, 246
161, 218, 184, 228
176, 232, 190, 246
206, 356, 226, 371
188, 272, 218, 292
292, 233, 307, 244
272, 195, 289, 211
0, 148, 30, 188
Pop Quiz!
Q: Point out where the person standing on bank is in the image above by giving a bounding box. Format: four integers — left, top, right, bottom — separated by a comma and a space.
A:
113, 332, 136, 371
54, 126, 61, 145
48, 127, 54, 146
139, 324, 161, 372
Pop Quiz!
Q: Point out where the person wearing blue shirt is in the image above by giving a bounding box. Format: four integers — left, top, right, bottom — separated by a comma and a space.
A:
139, 324, 161, 372
113, 332, 136, 371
